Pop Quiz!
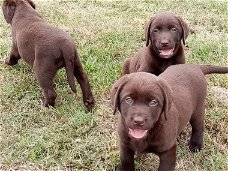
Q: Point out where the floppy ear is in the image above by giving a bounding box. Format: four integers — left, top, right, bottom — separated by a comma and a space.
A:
157, 78, 173, 120
145, 17, 154, 46
177, 16, 190, 45
26, 0, 36, 9
110, 75, 129, 115
2, 0, 16, 24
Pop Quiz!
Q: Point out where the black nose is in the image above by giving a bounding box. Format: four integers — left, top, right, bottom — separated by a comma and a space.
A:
161, 40, 169, 47
133, 116, 145, 126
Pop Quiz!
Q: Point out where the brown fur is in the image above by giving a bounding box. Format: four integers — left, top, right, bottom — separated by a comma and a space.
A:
123, 12, 190, 76
111, 64, 228, 171
2, 0, 95, 110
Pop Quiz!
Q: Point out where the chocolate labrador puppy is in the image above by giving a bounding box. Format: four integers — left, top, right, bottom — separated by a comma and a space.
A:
123, 12, 190, 75
2, 0, 95, 110
111, 64, 228, 171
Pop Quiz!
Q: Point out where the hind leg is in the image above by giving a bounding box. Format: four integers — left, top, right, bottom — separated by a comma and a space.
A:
189, 103, 205, 152
122, 58, 130, 75
5, 44, 21, 65
33, 60, 57, 107
75, 67, 95, 111
74, 60, 95, 111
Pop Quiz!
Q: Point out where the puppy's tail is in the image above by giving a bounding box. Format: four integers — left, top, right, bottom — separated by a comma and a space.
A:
200, 65, 228, 75
61, 45, 77, 93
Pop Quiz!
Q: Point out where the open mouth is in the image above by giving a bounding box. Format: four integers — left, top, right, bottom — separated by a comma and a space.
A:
159, 48, 174, 58
129, 128, 148, 139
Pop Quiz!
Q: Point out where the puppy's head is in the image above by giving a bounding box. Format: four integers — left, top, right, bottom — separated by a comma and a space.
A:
111, 72, 172, 139
2, 0, 36, 24
145, 12, 190, 59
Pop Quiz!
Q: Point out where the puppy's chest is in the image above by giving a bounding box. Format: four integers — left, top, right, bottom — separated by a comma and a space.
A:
130, 139, 148, 154
130, 138, 160, 154
130, 136, 170, 154
158, 60, 175, 72
152, 59, 175, 75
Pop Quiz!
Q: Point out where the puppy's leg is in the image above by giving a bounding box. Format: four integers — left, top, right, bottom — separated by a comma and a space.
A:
74, 61, 95, 111
5, 44, 21, 65
157, 145, 176, 171
116, 143, 134, 171
122, 58, 130, 75
189, 104, 205, 152
174, 51, 185, 64
33, 61, 57, 107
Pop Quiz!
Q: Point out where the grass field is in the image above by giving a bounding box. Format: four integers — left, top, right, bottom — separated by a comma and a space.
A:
0, 0, 228, 170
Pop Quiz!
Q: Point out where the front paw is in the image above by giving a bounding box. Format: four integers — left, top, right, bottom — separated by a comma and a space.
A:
42, 96, 55, 107
115, 164, 134, 171
84, 97, 95, 112
189, 139, 203, 152
115, 165, 124, 171
5, 57, 18, 65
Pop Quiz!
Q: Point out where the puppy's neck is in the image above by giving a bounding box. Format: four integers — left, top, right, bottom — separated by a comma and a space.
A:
12, 5, 43, 26
130, 137, 148, 154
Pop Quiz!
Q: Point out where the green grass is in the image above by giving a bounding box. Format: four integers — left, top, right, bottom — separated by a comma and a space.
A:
0, 0, 228, 170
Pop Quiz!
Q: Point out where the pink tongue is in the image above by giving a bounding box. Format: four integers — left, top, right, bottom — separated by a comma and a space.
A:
159, 49, 173, 56
129, 129, 148, 139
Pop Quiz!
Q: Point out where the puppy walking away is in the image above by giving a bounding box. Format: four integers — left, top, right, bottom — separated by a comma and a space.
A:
2, 0, 95, 110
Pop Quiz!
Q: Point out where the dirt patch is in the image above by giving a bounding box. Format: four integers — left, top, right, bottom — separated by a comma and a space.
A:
211, 86, 228, 104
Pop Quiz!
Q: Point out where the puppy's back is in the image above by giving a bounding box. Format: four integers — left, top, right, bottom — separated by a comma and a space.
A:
159, 64, 208, 117
159, 64, 207, 89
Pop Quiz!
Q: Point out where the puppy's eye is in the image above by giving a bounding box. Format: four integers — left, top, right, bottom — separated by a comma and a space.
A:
125, 97, 133, 105
171, 27, 177, 32
153, 28, 159, 33
149, 99, 158, 107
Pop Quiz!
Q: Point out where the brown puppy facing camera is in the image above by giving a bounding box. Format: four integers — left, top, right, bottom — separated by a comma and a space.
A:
2, 0, 95, 110
123, 12, 190, 75
111, 64, 228, 171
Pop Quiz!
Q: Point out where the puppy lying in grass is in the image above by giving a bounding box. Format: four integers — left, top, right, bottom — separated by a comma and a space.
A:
123, 12, 190, 75
2, 0, 95, 110
111, 64, 228, 171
